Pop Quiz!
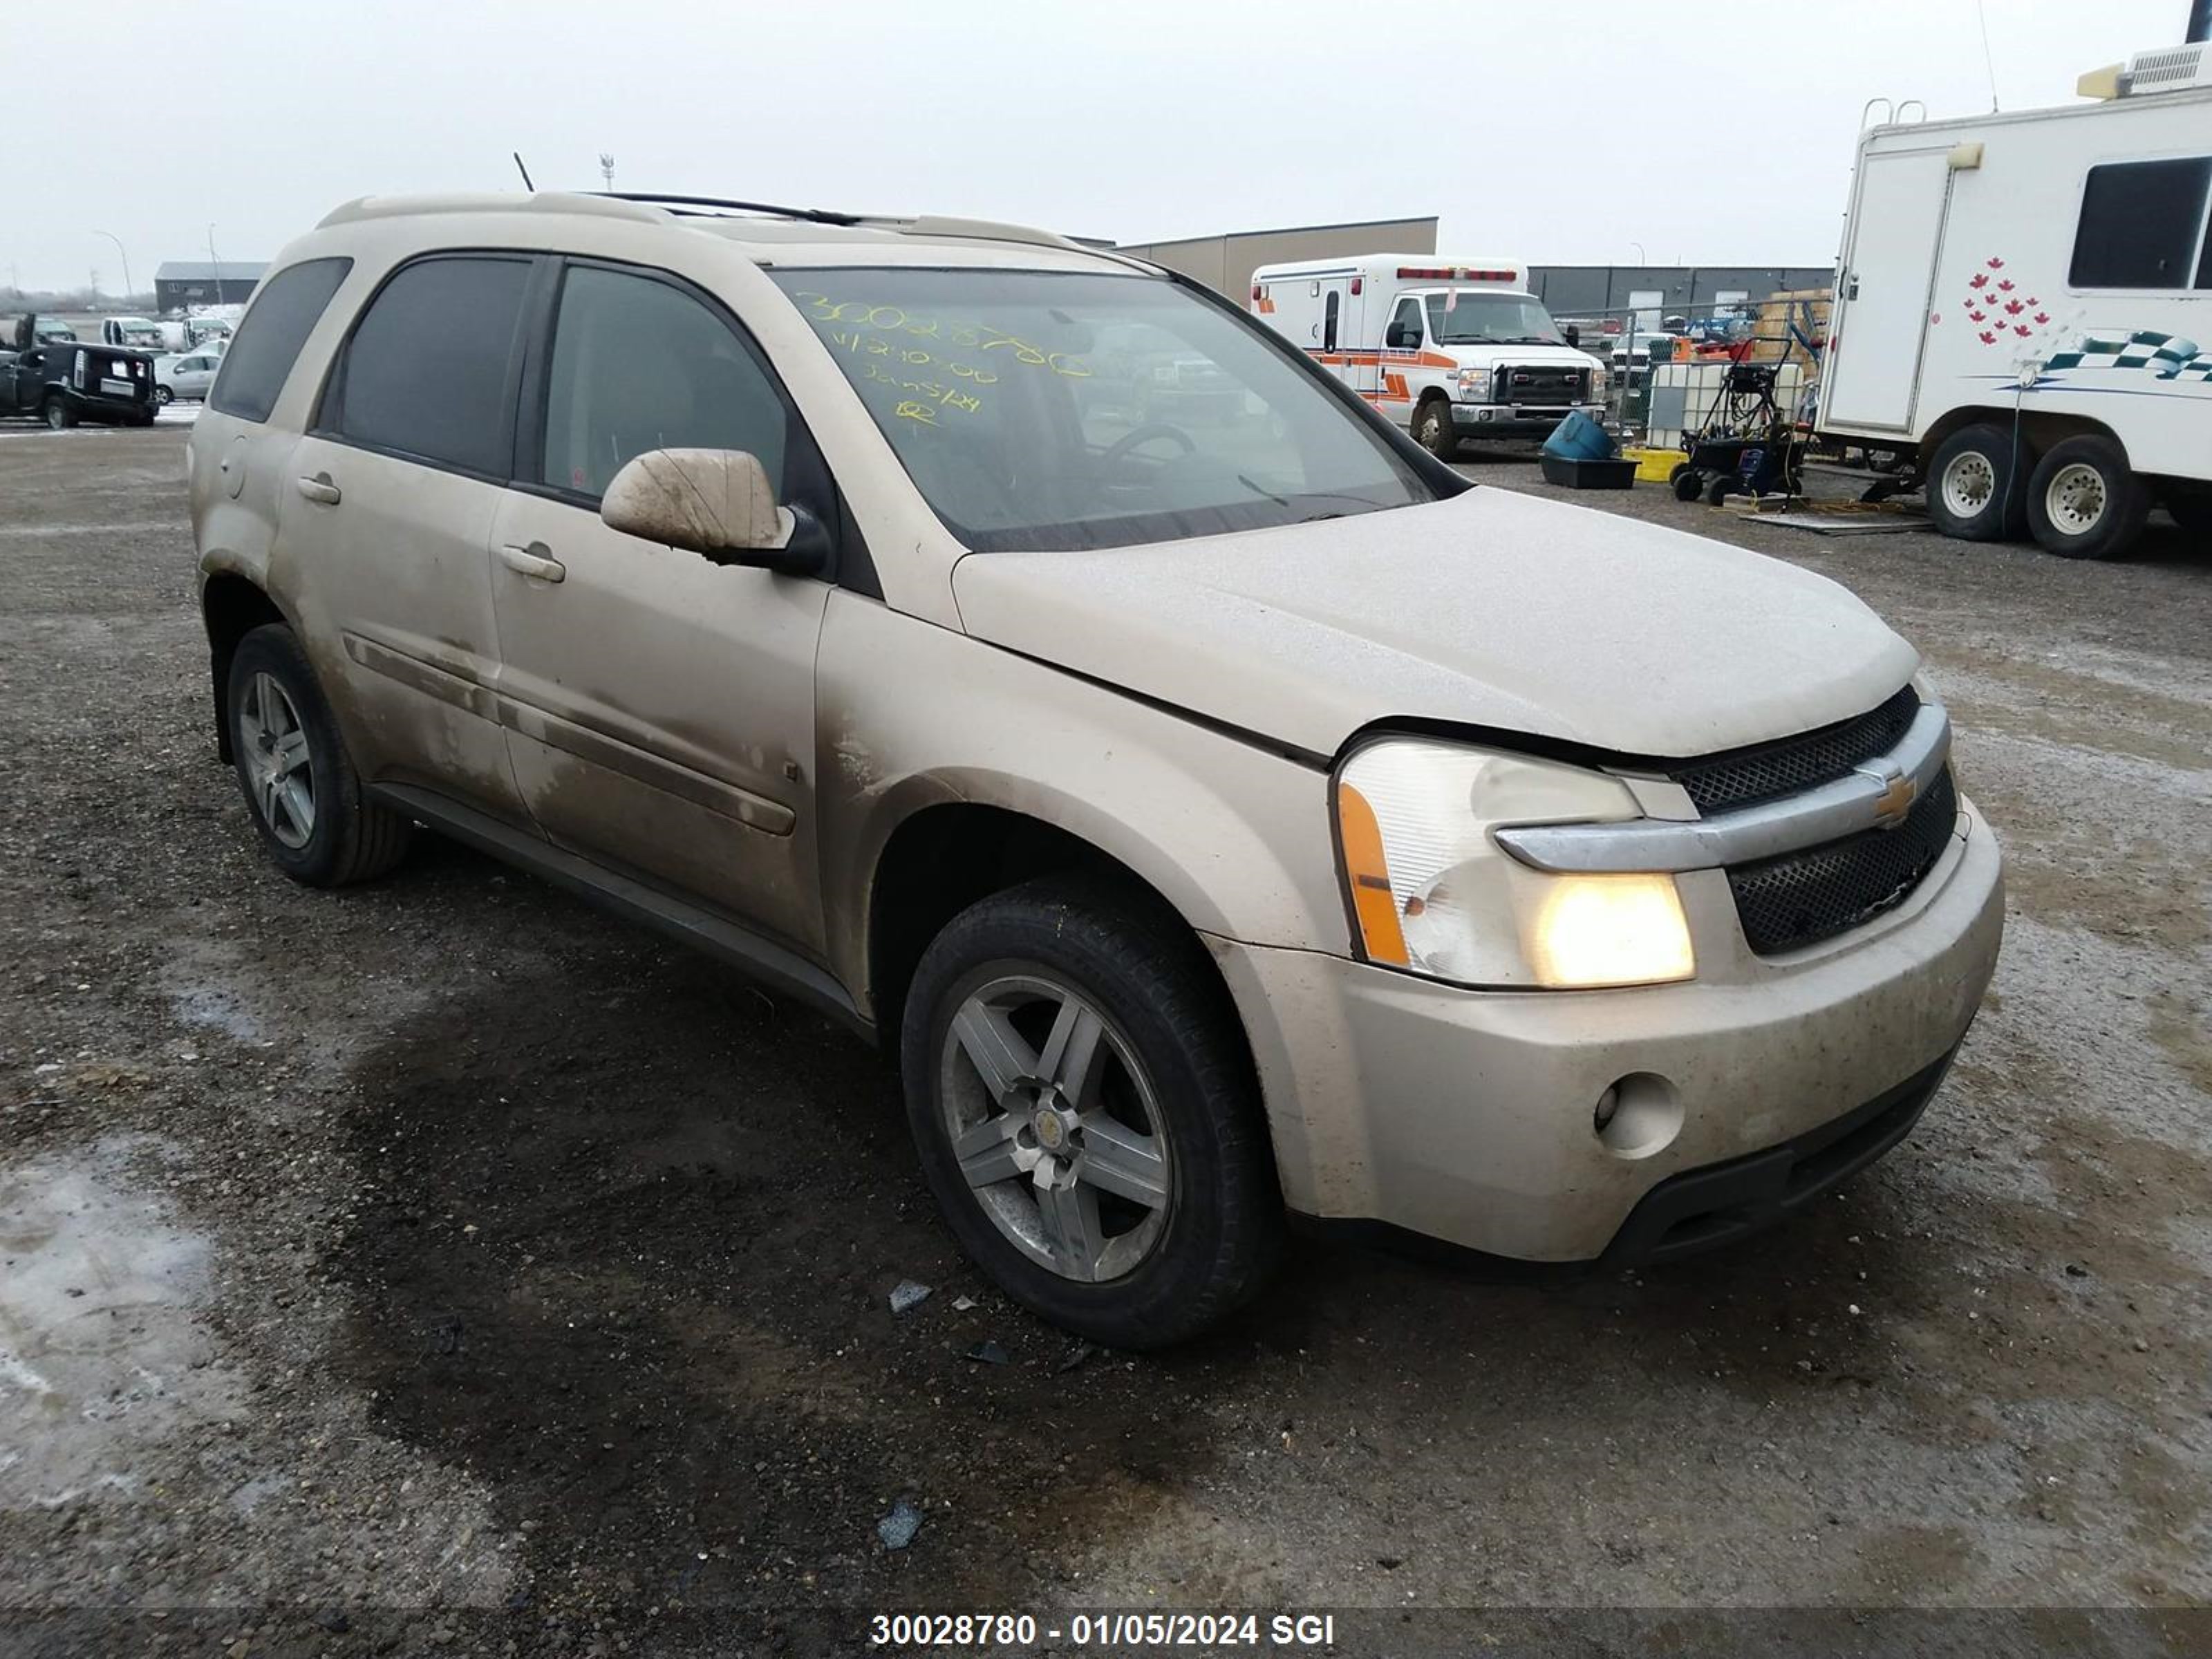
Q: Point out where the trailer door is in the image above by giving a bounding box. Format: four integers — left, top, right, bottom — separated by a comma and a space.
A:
1824, 148, 1953, 431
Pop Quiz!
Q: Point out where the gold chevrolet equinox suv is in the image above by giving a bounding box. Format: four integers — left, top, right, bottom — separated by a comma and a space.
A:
188, 192, 2003, 1346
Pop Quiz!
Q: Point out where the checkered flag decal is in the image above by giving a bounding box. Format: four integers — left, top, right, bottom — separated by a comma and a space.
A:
2046, 330, 2212, 382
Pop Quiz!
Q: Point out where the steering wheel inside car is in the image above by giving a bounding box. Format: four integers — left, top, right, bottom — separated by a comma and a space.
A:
1098, 422, 1199, 468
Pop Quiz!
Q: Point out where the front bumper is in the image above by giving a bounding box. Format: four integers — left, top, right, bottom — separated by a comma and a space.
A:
1452, 400, 1604, 439
1212, 796, 2003, 1264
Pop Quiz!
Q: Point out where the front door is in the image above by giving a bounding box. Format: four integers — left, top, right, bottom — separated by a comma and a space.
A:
1824, 148, 1954, 431
281, 251, 536, 821
487, 259, 832, 957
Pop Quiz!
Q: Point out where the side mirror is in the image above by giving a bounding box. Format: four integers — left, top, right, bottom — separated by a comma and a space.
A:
1564, 323, 1581, 348
599, 448, 827, 577
1385, 322, 1418, 349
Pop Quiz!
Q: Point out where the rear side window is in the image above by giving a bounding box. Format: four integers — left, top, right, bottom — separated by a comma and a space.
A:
208, 256, 350, 423
2069, 158, 2212, 290
323, 254, 532, 476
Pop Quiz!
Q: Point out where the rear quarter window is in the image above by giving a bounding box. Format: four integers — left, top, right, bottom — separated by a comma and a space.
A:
207, 257, 353, 424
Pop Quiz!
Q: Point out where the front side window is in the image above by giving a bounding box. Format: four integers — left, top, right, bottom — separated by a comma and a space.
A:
538, 264, 788, 500
2069, 158, 2212, 289
1390, 297, 1424, 343
1423, 291, 1567, 346
771, 267, 1434, 552
208, 256, 350, 424
324, 254, 530, 475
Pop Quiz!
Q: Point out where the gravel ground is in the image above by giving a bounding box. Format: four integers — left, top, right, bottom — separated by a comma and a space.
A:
1, 421, 2208, 1653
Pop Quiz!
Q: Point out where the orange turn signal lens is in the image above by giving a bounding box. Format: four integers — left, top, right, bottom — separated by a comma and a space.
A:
1335, 780, 1409, 966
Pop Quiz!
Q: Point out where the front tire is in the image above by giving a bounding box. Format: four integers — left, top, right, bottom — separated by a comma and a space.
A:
2026, 435, 2150, 560
225, 624, 413, 886
1414, 397, 1460, 460
900, 878, 1282, 1349
1927, 423, 2031, 541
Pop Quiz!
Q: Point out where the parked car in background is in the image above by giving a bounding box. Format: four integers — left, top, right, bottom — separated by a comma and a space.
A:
187, 191, 2002, 1346
4, 313, 79, 347
156, 348, 223, 403
102, 316, 166, 348
1, 341, 158, 428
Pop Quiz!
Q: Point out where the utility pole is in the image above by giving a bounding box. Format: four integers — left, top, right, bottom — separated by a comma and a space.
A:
599, 152, 616, 191
94, 230, 133, 303
91, 267, 101, 303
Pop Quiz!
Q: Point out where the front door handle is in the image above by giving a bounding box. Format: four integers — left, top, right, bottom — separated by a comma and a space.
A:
295, 474, 341, 505
498, 542, 566, 583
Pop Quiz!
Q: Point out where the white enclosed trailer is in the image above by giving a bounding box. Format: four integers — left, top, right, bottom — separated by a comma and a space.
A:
1816, 44, 2212, 558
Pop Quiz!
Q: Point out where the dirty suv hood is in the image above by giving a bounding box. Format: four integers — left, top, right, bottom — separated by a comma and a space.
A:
949, 488, 1920, 761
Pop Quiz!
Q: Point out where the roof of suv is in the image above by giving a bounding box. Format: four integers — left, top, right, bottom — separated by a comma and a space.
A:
313, 191, 1149, 275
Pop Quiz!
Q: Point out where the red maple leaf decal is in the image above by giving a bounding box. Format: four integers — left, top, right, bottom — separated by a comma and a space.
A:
2034, 312, 2050, 325
2004, 299, 2025, 315
2013, 324, 2032, 337
1997, 279, 2015, 292
1988, 256, 2005, 269
1969, 273, 1989, 289
2025, 297, 2038, 306
1979, 330, 1998, 344
1969, 309, 1987, 322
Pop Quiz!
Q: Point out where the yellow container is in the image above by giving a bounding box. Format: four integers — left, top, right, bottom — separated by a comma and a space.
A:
1624, 447, 1689, 483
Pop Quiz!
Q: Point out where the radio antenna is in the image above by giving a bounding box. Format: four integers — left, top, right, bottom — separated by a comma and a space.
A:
513, 151, 536, 193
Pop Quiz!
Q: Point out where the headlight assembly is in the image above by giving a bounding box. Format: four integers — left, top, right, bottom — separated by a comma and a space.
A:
1334, 738, 1694, 990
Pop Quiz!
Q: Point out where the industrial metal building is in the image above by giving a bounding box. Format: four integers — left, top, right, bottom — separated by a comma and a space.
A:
1115, 218, 1828, 320
153, 260, 268, 312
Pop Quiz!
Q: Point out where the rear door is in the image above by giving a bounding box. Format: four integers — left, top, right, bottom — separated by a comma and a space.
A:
279, 252, 535, 821
1823, 147, 1955, 431
486, 257, 832, 955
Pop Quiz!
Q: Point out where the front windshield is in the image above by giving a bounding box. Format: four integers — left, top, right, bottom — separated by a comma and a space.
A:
772, 267, 1434, 552
1423, 291, 1566, 346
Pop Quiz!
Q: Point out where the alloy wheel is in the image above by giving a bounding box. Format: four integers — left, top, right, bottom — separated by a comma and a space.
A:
239, 672, 316, 848
937, 972, 1172, 1284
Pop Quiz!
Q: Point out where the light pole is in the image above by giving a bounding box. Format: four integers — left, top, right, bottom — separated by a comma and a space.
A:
93, 230, 133, 304
1629, 241, 1647, 265
599, 152, 616, 191
206, 223, 223, 302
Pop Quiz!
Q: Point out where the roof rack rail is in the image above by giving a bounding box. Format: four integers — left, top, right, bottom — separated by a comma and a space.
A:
587, 191, 865, 227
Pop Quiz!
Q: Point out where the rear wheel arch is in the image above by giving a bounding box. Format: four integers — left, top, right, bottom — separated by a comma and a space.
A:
200, 574, 291, 762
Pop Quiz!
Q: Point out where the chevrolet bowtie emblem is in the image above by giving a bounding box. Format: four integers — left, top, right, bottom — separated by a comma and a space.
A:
1870, 769, 1917, 827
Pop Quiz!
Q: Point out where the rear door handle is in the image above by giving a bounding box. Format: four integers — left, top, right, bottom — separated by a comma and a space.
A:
498, 542, 566, 583
295, 474, 341, 505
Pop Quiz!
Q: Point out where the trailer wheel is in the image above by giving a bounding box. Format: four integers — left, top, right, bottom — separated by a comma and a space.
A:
2025, 435, 2150, 561
1704, 474, 1738, 505
1414, 397, 1459, 460
1927, 424, 2029, 541
1670, 465, 1703, 502
43, 395, 75, 431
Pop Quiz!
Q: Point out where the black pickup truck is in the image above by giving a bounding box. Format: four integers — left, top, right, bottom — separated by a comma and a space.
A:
0, 339, 158, 429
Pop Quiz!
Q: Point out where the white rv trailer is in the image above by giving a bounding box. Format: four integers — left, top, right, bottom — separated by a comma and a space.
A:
1817, 43, 2212, 559
1249, 254, 1607, 456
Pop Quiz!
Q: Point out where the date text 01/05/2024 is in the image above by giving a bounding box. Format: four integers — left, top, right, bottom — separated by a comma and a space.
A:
868, 1612, 1338, 1648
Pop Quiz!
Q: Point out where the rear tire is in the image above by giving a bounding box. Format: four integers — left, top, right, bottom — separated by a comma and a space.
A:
156, 386, 174, 406
1414, 397, 1460, 460
1670, 465, 1703, 502
900, 877, 1282, 1349
2025, 435, 2150, 561
225, 624, 413, 886
1927, 422, 2031, 541
1705, 474, 1738, 505
42, 395, 74, 431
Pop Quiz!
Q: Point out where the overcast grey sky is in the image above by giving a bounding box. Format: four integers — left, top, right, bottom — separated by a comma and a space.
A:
6, 0, 2193, 293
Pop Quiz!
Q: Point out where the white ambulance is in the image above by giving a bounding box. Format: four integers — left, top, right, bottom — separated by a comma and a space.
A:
1249, 254, 1606, 455
1817, 41, 2212, 559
